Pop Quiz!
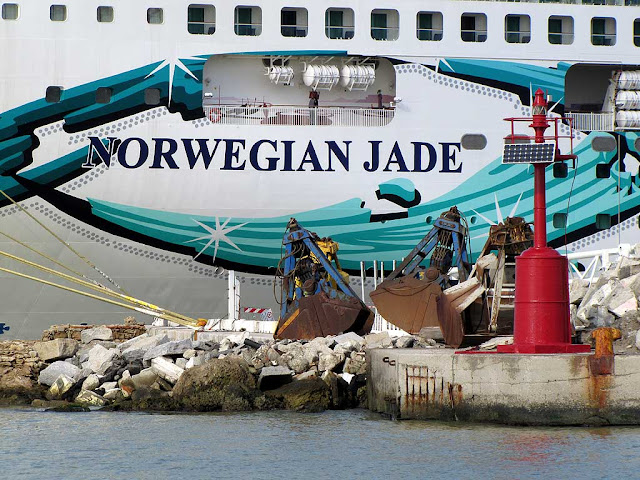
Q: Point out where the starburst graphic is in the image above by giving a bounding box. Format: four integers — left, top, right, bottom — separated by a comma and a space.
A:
471, 193, 523, 239
145, 55, 207, 105
185, 218, 248, 261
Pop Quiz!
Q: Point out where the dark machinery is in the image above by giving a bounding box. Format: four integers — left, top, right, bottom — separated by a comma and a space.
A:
275, 218, 374, 340
370, 207, 471, 335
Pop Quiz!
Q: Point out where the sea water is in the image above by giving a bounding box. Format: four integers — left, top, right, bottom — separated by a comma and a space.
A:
1, 407, 639, 480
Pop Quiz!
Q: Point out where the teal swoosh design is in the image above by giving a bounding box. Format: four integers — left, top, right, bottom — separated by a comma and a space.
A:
0, 55, 637, 273
88, 132, 639, 271
439, 59, 570, 102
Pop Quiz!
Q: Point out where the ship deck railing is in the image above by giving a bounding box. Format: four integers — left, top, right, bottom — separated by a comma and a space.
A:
203, 104, 395, 127
566, 112, 615, 131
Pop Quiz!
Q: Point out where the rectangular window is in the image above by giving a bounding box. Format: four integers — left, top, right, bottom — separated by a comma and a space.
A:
548, 16, 573, 45
591, 17, 616, 46
461, 13, 486, 42
97, 6, 113, 23
46, 86, 63, 103
325, 8, 354, 39
50, 5, 67, 22
417, 12, 442, 41
145, 88, 161, 105
188, 4, 215, 35
235, 6, 261, 36
96, 87, 112, 104
596, 214, 611, 230
553, 213, 567, 229
635, 19, 640, 47
2, 3, 19, 20
147, 7, 163, 25
371, 13, 387, 40
505, 15, 530, 44
281, 8, 308, 37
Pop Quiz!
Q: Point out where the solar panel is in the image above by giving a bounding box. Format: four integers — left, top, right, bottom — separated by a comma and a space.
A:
502, 143, 555, 164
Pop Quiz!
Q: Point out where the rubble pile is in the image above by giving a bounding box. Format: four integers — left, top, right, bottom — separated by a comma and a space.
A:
1, 327, 439, 412
41, 319, 146, 342
571, 249, 640, 353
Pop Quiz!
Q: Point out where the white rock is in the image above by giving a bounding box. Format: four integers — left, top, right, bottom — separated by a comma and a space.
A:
103, 388, 121, 400
38, 361, 81, 386
185, 356, 205, 369
34, 339, 79, 362
131, 368, 159, 389
175, 357, 188, 369
576, 280, 615, 324
101, 381, 117, 391
151, 357, 184, 384
121, 334, 170, 362
48, 374, 76, 399
81, 373, 101, 391
81, 326, 113, 344
75, 390, 106, 406
143, 339, 194, 362
635, 330, 640, 350
364, 331, 393, 349
87, 344, 119, 375
569, 279, 591, 305
183, 349, 197, 359
318, 352, 345, 372
339, 372, 354, 384
605, 283, 638, 317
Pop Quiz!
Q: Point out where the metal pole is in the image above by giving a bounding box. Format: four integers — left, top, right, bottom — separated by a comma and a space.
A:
533, 163, 547, 248
360, 261, 366, 301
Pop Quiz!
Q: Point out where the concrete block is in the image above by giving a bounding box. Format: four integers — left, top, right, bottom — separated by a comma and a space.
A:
38, 361, 82, 386
121, 334, 169, 362
151, 357, 184, 384
258, 365, 293, 391
143, 339, 193, 362
394, 336, 415, 349
87, 344, 119, 375
185, 356, 205, 369
81, 373, 101, 391
333, 332, 364, 349
364, 332, 393, 349
81, 326, 113, 344
569, 279, 591, 305
318, 352, 345, 372
48, 374, 76, 399
75, 390, 106, 407
34, 339, 79, 362
130, 368, 159, 390
605, 283, 638, 317
175, 358, 188, 369
294, 370, 318, 381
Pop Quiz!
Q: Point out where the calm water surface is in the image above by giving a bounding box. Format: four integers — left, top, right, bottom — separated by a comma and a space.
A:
1, 407, 639, 479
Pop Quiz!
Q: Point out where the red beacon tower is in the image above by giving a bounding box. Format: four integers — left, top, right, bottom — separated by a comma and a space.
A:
497, 89, 591, 354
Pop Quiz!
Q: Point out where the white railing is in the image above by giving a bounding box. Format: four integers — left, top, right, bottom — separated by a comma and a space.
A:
567, 244, 631, 284
203, 105, 394, 127
566, 112, 614, 132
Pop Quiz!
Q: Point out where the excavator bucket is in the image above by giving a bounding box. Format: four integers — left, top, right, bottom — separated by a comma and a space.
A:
370, 276, 442, 334
275, 292, 373, 340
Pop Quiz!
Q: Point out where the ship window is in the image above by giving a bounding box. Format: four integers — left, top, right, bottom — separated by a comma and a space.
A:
325, 8, 354, 39
45, 86, 63, 103
417, 12, 443, 41
591, 17, 616, 46
596, 163, 611, 178
371, 9, 398, 41
548, 16, 573, 45
596, 213, 611, 230
635, 138, 640, 151
147, 8, 163, 25
461, 134, 487, 150
461, 13, 487, 43
553, 213, 567, 229
2, 3, 18, 20
235, 6, 261, 36
144, 88, 161, 105
592, 135, 616, 152
505, 14, 530, 44
96, 87, 112, 104
635, 19, 640, 47
281, 7, 307, 37
188, 4, 215, 35
97, 6, 113, 23
50, 5, 66, 22
553, 162, 568, 178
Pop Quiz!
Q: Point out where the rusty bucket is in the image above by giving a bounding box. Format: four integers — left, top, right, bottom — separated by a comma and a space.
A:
370, 276, 442, 334
275, 291, 374, 340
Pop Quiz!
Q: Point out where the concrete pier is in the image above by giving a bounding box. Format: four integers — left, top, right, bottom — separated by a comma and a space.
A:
367, 349, 640, 425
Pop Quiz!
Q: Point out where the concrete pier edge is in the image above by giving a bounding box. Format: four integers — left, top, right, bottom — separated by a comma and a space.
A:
367, 349, 640, 426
